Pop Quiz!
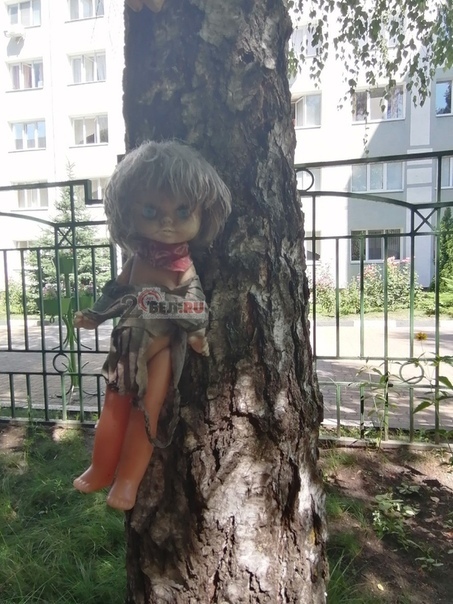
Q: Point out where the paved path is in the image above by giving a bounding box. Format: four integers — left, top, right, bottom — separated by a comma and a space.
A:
1, 317, 452, 432
313, 318, 453, 431
0, 319, 112, 418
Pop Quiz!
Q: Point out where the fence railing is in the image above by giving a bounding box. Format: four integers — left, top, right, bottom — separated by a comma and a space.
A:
296, 150, 453, 443
1, 154, 453, 444
0, 180, 116, 424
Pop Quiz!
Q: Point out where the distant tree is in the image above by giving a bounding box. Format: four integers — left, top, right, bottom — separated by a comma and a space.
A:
28, 164, 111, 306
290, 0, 453, 104
437, 82, 452, 115
438, 207, 453, 291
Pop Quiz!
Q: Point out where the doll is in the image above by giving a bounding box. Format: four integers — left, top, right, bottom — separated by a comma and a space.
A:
73, 141, 231, 510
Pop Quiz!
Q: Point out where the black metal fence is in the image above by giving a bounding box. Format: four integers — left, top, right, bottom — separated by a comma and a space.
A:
296, 150, 453, 443
0, 180, 116, 424
1, 153, 453, 443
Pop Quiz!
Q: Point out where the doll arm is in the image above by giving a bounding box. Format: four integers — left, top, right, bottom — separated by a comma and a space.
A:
187, 328, 210, 356
74, 260, 134, 329
167, 275, 210, 354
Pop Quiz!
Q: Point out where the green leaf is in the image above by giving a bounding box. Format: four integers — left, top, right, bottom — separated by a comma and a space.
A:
413, 400, 433, 413
293, 0, 453, 104
438, 376, 453, 390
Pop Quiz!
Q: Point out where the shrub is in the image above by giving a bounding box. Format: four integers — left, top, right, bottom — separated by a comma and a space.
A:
340, 280, 361, 315
418, 277, 453, 316
26, 164, 112, 304
344, 258, 421, 313
385, 257, 419, 309
437, 207, 453, 292
0, 281, 25, 315
308, 264, 336, 316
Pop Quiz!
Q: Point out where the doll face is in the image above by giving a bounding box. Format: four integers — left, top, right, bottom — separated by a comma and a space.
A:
133, 191, 202, 244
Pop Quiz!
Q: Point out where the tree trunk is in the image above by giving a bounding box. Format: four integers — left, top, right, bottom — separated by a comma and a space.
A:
123, 1, 327, 602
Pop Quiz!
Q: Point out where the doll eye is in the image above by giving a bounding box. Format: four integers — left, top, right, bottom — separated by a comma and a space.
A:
177, 206, 191, 219
142, 206, 157, 219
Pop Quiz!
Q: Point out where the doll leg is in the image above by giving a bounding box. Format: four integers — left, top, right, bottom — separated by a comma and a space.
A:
73, 388, 132, 493
106, 347, 172, 510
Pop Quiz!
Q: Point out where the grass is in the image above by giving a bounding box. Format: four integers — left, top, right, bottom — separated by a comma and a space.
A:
0, 426, 125, 604
320, 424, 453, 445
328, 553, 382, 604
1, 425, 375, 604
4, 425, 447, 603
312, 290, 453, 320
321, 448, 358, 474
323, 444, 453, 603
324, 450, 384, 604
326, 492, 369, 529
326, 521, 380, 604
0, 406, 99, 423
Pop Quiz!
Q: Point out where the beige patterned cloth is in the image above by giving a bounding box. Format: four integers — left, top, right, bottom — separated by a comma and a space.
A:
81, 276, 208, 447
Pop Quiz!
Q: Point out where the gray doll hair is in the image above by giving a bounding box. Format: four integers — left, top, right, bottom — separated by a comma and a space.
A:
104, 140, 232, 252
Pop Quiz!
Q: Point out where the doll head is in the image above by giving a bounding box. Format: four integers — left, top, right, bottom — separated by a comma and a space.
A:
104, 141, 231, 253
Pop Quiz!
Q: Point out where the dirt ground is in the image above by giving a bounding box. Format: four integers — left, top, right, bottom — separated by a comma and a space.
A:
1, 424, 452, 603
320, 443, 453, 603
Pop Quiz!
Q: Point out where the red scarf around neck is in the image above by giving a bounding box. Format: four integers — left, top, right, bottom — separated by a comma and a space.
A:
137, 240, 193, 272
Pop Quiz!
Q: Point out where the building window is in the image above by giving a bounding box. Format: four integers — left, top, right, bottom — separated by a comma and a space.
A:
70, 53, 106, 83
16, 186, 49, 209
290, 25, 318, 59
304, 231, 321, 261
436, 81, 452, 116
292, 94, 321, 128
297, 167, 321, 192
351, 162, 403, 192
441, 157, 453, 188
8, 0, 41, 26
72, 115, 108, 145
12, 121, 46, 150
75, 176, 108, 201
90, 177, 108, 199
353, 86, 404, 121
14, 240, 35, 248
351, 229, 401, 261
9, 61, 43, 90
68, 0, 104, 20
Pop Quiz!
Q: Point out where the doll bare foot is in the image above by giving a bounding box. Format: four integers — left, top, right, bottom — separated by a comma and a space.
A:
73, 466, 114, 493
106, 479, 139, 511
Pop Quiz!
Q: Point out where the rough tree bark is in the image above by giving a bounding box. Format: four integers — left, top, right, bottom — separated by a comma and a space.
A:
122, 1, 327, 602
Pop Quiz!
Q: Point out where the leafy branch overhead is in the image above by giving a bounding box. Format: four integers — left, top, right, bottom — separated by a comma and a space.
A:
289, 0, 453, 104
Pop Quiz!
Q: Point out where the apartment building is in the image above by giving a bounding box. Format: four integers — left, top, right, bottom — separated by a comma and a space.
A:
291, 24, 453, 287
0, 0, 125, 249
2, 4, 452, 289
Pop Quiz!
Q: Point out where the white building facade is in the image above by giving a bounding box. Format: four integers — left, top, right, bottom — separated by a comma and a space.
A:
291, 23, 453, 288
2, 5, 453, 290
0, 0, 125, 249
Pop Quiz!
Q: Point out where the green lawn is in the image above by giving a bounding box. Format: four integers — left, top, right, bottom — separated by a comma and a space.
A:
0, 427, 125, 604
